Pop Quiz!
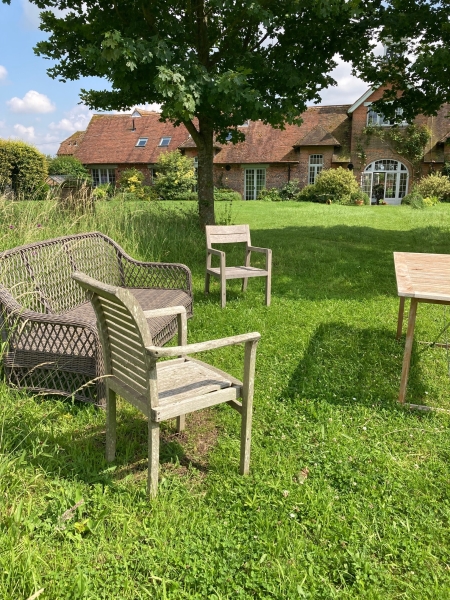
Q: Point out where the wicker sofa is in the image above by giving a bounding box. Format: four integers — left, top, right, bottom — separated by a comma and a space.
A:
0, 232, 193, 404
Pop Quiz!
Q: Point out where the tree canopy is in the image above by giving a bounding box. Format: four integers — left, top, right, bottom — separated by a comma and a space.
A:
355, 1, 450, 122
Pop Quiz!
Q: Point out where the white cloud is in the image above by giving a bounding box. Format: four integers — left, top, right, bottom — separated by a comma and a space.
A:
7, 90, 56, 114
13, 124, 36, 142
315, 58, 369, 106
0, 66, 7, 82
0, 121, 5, 129
21, 0, 41, 29
49, 104, 93, 133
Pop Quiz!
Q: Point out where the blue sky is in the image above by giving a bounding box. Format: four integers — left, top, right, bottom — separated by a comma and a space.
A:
0, 1, 369, 156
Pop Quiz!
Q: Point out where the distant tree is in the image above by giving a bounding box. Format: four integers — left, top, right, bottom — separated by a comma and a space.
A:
154, 151, 196, 200
48, 155, 90, 179
355, 1, 450, 122
1, 0, 381, 224
0, 140, 48, 197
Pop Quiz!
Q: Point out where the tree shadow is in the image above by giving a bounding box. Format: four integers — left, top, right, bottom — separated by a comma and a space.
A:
280, 322, 427, 409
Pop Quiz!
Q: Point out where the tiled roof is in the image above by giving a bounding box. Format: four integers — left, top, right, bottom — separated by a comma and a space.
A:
294, 124, 341, 146
57, 131, 85, 156
213, 105, 350, 164
73, 112, 191, 165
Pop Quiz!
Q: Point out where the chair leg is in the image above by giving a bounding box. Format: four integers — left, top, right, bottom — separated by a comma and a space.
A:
265, 274, 271, 306
148, 419, 160, 498
242, 277, 248, 292
220, 276, 227, 308
105, 387, 116, 462
240, 340, 258, 475
205, 272, 210, 295
176, 414, 185, 432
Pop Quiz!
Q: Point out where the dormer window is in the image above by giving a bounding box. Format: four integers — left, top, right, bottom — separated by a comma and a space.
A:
159, 137, 171, 147
136, 138, 148, 147
367, 107, 407, 127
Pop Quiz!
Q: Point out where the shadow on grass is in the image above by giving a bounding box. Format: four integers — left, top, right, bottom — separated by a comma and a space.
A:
280, 322, 427, 409
11, 401, 218, 488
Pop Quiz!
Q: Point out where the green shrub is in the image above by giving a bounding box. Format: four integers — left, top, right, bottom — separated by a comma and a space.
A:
214, 188, 241, 202
48, 155, 89, 180
417, 173, 450, 202
296, 184, 319, 202
279, 179, 301, 200
0, 139, 48, 198
346, 190, 370, 205
92, 183, 114, 200
423, 196, 440, 207
402, 187, 424, 209
118, 168, 147, 199
441, 163, 450, 178
314, 167, 359, 204
257, 188, 281, 202
154, 151, 196, 200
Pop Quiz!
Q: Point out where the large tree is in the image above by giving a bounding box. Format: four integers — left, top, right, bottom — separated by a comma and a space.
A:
4, 0, 380, 224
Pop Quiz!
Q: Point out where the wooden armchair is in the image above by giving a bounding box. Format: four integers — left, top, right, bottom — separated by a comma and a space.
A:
205, 225, 272, 308
72, 271, 260, 497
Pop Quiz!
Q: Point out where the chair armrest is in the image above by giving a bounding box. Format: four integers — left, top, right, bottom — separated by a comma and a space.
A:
207, 248, 225, 258
206, 248, 226, 270
143, 306, 187, 346
143, 306, 186, 319
146, 332, 260, 358
247, 246, 271, 255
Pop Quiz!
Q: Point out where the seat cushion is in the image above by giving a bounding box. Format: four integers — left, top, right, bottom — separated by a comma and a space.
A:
64, 288, 192, 342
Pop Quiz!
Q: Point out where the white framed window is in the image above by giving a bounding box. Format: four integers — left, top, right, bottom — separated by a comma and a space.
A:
159, 137, 172, 147
91, 168, 116, 187
367, 107, 407, 127
245, 168, 266, 200
309, 155, 323, 184
136, 138, 148, 147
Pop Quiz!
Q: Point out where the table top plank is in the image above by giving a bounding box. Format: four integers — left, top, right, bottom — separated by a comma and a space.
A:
394, 252, 450, 302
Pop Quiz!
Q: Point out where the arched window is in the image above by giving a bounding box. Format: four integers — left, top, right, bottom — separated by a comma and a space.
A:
361, 159, 409, 205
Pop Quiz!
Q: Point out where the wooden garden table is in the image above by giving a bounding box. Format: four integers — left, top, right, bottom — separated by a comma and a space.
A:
394, 252, 450, 404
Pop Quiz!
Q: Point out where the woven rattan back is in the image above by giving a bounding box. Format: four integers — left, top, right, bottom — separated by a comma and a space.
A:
72, 272, 152, 399
0, 233, 124, 314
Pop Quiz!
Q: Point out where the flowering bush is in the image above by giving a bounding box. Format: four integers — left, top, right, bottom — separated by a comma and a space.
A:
417, 173, 450, 202
154, 151, 196, 200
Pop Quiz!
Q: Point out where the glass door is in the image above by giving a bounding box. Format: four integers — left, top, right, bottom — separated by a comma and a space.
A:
245, 168, 266, 200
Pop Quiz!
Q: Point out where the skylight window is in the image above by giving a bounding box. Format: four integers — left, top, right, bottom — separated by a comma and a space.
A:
136, 138, 148, 147
159, 137, 172, 147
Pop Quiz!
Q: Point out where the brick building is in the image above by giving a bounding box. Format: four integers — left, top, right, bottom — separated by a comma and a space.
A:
58, 88, 450, 205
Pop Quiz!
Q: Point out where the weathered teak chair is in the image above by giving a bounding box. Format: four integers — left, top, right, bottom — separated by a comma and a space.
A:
205, 225, 272, 308
72, 271, 260, 497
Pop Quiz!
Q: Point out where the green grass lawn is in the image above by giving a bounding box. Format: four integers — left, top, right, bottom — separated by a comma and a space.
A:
2, 199, 450, 599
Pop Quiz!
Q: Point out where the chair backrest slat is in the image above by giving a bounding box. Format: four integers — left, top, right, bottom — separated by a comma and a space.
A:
73, 272, 153, 402
206, 225, 250, 246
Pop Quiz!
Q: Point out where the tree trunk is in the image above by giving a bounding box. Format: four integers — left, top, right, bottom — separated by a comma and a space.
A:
196, 120, 215, 226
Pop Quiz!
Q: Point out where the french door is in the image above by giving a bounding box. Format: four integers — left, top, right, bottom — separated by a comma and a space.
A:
245, 168, 266, 200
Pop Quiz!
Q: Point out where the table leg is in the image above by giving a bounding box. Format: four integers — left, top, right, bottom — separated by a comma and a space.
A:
396, 297, 405, 340
398, 298, 418, 404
